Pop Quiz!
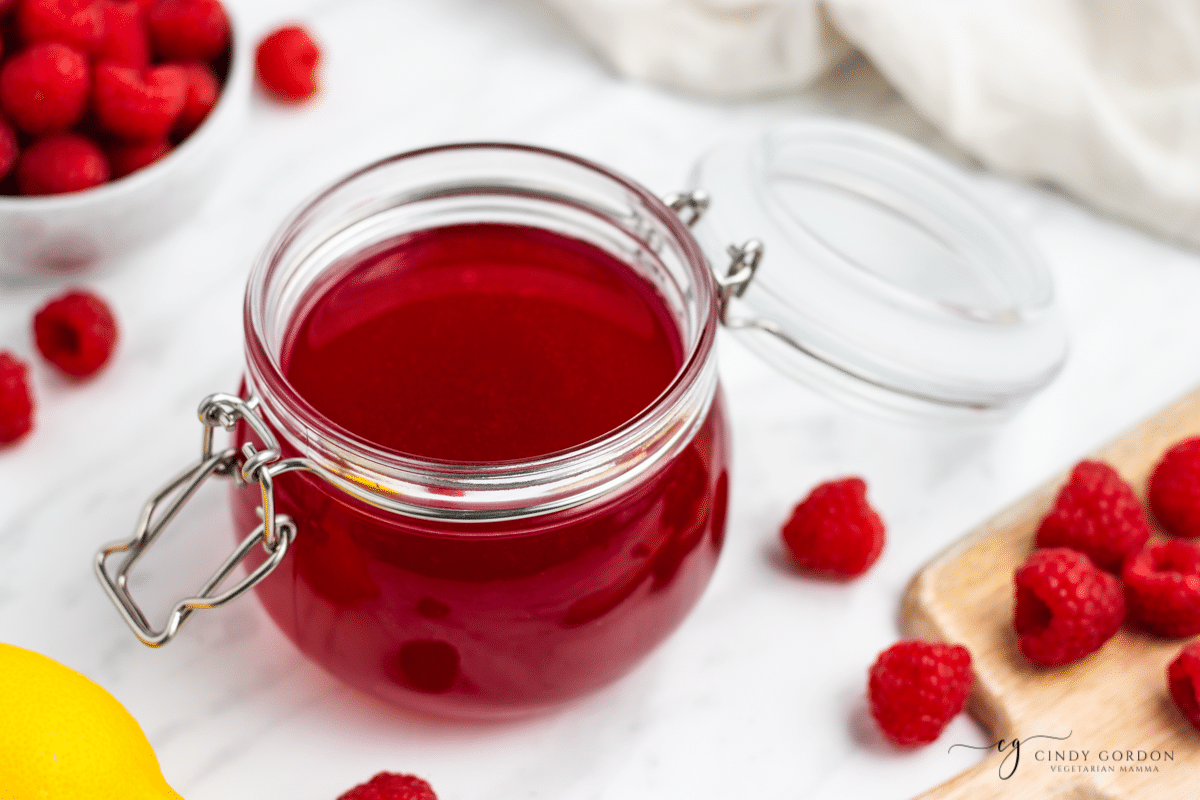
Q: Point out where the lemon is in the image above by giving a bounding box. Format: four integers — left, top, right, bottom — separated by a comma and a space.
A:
0, 642, 184, 800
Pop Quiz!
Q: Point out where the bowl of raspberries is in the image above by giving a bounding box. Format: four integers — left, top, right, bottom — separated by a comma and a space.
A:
0, 0, 250, 277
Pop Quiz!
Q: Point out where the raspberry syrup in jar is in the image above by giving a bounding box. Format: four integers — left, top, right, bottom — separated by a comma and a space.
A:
98, 124, 1071, 705
233, 144, 729, 718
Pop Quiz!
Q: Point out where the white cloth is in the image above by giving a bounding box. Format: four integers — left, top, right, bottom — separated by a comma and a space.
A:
546, 0, 1200, 248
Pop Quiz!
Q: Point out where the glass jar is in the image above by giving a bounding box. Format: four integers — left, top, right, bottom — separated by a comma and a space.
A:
97, 122, 1069, 719
99, 143, 730, 719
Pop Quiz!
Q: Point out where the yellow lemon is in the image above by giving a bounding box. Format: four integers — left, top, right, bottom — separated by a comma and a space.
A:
0, 642, 183, 800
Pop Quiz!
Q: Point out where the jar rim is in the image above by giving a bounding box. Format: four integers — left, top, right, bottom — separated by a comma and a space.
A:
242, 142, 720, 520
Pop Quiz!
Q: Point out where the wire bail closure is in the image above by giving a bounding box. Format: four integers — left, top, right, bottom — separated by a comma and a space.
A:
94, 393, 298, 647
665, 189, 764, 325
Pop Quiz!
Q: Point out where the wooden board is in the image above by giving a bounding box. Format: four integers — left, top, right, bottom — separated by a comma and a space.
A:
904, 388, 1200, 799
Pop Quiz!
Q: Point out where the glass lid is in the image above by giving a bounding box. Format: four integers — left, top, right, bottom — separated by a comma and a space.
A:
688, 118, 1069, 423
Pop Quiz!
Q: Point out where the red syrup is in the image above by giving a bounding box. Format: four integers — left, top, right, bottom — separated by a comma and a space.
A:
284, 223, 684, 461
232, 223, 730, 717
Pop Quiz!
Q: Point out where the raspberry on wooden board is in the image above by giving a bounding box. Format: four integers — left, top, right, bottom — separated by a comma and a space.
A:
780, 476, 885, 578
1122, 539, 1200, 638
1149, 437, 1200, 538
1168, 642, 1200, 731
337, 773, 438, 800
868, 640, 974, 747
1035, 459, 1151, 573
1014, 547, 1125, 667
0, 351, 34, 445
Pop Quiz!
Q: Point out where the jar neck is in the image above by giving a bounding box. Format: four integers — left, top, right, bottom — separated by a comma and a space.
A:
244, 346, 718, 522
242, 143, 720, 522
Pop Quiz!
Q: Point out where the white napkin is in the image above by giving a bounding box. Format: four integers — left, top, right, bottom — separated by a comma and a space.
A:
546, 0, 1200, 249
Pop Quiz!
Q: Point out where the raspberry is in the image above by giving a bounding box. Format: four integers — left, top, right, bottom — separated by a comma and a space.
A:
1122, 540, 1200, 638
17, 133, 109, 194
0, 351, 34, 445
93, 62, 187, 141
97, 0, 151, 67
0, 41, 90, 136
107, 136, 168, 177
337, 773, 438, 800
780, 476, 885, 578
1035, 459, 1150, 573
0, 117, 16, 181
1169, 642, 1200, 731
867, 640, 973, 747
17, 0, 105, 54
1148, 437, 1200, 538
148, 0, 228, 62
1014, 547, 1124, 666
255, 25, 320, 102
171, 60, 217, 136
33, 289, 118, 377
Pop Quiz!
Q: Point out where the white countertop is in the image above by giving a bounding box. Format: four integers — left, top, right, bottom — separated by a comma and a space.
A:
3, 1, 1200, 798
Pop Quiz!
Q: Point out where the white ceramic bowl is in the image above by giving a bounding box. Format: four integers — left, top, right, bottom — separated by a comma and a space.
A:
0, 10, 251, 282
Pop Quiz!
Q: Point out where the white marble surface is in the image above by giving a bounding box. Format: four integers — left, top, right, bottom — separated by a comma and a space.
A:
4, 1, 1200, 798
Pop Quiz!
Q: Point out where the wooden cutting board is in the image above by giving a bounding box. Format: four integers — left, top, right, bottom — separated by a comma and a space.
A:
903, 388, 1200, 799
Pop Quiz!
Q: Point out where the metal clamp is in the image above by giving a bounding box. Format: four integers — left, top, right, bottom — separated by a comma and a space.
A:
664, 189, 763, 320
664, 189, 710, 228
94, 393, 300, 647
715, 240, 764, 324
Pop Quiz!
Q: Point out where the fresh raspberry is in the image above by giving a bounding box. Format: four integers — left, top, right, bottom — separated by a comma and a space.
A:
93, 61, 186, 141
0, 41, 90, 136
0, 116, 16, 181
107, 136, 168, 177
17, 133, 108, 194
33, 289, 118, 377
0, 351, 34, 445
1148, 437, 1200, 538
255, 24, 320, 102
1035, 459, 1150, 573
1122, 540, 1200, 638
97, 0, 151, 67
147, 0, 228, 62
17, 0, 105, 54
336, 773, 438, 800
1014, 547, 1124, 667
171, 59, 217, 136
867, 640, 973, 747
1169, 642, 1200, 731
780, 476, 885, 578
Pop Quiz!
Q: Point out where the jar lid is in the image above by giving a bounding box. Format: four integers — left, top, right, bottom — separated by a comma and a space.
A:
688, 119, 1068, 423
